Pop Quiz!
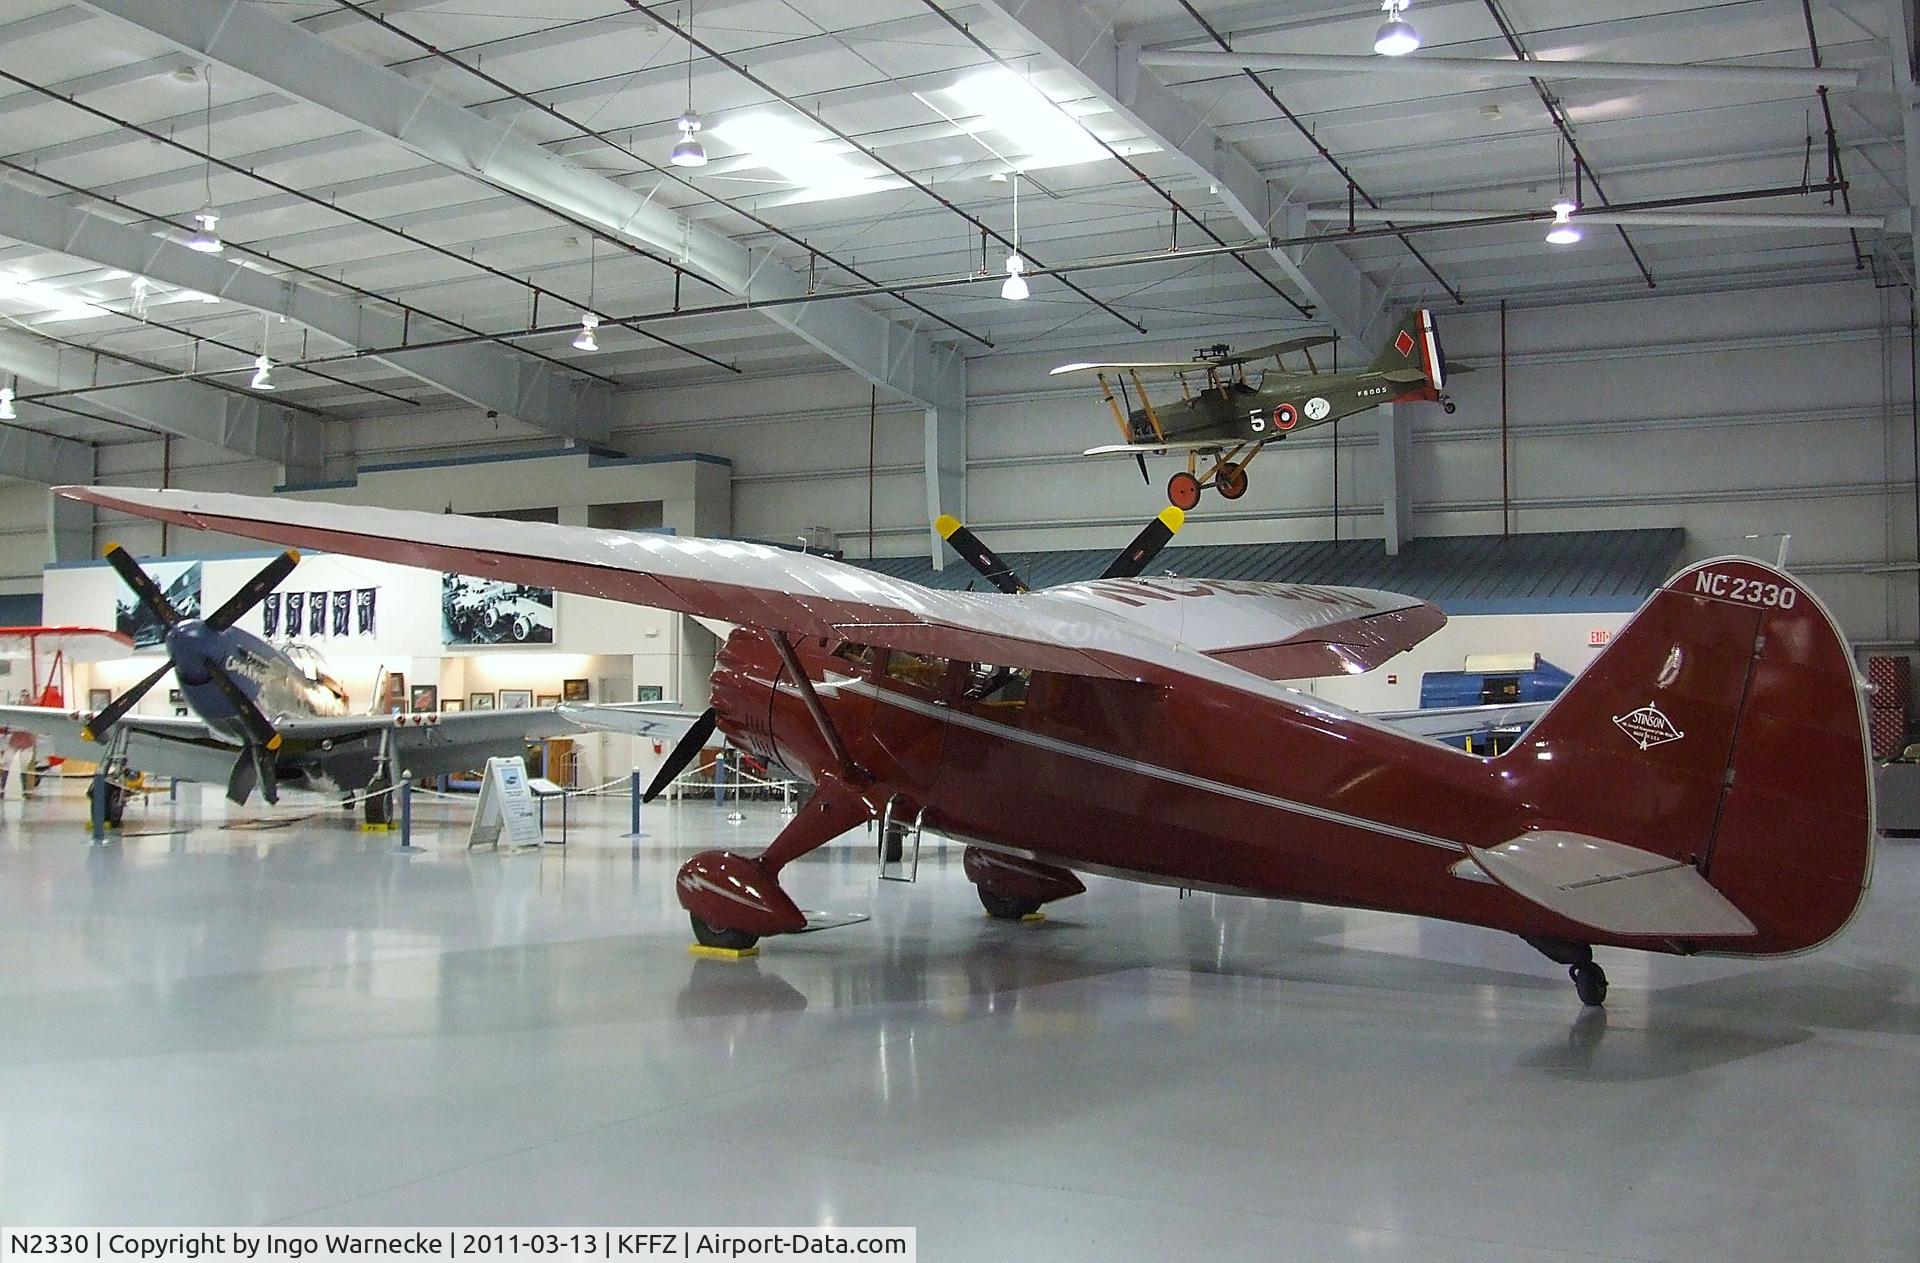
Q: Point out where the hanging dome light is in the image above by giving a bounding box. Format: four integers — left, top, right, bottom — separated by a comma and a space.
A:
670, 111, 707, 168
1546, 199, 1582, 245
0, 384, 16, 421
573, 313, 600, 352
187, 206, 223, 254
250, 354, 274, 391
1374, 0, 1420, 56
1001, 254, 1029, 302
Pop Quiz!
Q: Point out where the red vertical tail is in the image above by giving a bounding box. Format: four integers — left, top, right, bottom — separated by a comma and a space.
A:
1495, 558, 1873, 954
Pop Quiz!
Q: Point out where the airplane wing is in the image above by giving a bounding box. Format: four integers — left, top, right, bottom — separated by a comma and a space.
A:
0, 703, 244, 783
1221, 335, 1336, 365
1371, 701, 1552, 741
1050, 360, 1215, 376
557, 704, 709, 738
1083, 439, 1238, 456
60, 487, 1190, 682
0, 627, 134, 662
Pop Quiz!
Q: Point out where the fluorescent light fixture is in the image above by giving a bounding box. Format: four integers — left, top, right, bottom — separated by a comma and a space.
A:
1001, 254, 1029, 302
1375, 0, 1420, 55
0, 386, 15, 421
711, 113, 883, 199
572, 313, 600, 352
187, 206, 223, 253
0, 274, 107, 322
670, 110, 707, 168
1546, 199, 1582, 245
250, 354, 274, 391
945, 69, 1103, 170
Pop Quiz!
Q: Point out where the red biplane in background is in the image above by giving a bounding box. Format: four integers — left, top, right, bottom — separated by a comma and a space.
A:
63, 485, 1874, 1008
0, 626, 132, 753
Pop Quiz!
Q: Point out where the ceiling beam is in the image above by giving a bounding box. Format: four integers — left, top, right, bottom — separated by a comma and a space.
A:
0, 417, 94, 486
0, 182, 614, 445
1138, 49, 1862, 90
969, 0, 1388, 345
0, 328, 323, 480
75, 0, 966, 417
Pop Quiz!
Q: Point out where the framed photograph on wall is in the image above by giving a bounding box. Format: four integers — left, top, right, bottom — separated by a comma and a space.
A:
537, 693, 561, 708
409, 684, 439, 713
500, 689, 533, 710
636, 685, 665, 703
442, 698, 464, 713
469, 692, 496, 711
562, 678, 589, 703
88, 688, 111, 711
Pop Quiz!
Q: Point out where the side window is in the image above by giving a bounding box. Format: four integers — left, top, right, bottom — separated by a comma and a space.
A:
831, 642, 874, 672
882, 650, 949, 693
962, 663, 1031, 707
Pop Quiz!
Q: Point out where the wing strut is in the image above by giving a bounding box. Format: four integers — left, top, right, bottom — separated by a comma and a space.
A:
770, 631, 864, 783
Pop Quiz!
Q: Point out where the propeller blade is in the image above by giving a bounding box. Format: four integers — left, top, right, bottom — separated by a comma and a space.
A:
103, 544, 184, 631
934, 514, 1027, 595
1134, 452, 1151, 485
225, 750, 258, 806
203, 659, 283, 753
1099, 505, 1186, 580
253, 746, 279, 805
643, 708, 716, 802
80, 660, 174, 742
206, 549, 300, 630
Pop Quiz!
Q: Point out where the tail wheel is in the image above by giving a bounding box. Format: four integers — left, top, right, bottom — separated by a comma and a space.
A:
978, 886, 1044, 920
1216, 464, 1250, 500
1167, 471, 1203, 511
690, 914, 759, 951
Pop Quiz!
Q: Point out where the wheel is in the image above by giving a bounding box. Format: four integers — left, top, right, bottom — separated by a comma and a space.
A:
690, 913, 759, 951
1442, 400, 1457, 415
1167, 471, 1203, 511
881, 822, 906, 864
104, 781, 127, 826
1216, 463, 1249, 500
511, 614, 533, 642
1570, 961, 1608, 1007
363, 778, 393, 826
978, 886, 1043, 920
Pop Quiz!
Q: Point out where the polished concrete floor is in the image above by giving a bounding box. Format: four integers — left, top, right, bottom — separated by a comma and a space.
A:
0, 784, 1914, 1261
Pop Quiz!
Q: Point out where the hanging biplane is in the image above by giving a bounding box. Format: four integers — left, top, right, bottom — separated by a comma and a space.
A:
61, 483, 1875, 1009
1053, 308, 1460, 510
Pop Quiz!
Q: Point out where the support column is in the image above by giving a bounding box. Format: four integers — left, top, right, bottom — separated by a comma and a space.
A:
924, 397, 967, 567
1379, 403, 1414, 555
48, 490, 93, 564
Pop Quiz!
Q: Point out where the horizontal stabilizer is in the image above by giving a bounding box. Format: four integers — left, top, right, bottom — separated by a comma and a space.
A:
1380, 368, 1427, 384
1469, 831, 1757, 938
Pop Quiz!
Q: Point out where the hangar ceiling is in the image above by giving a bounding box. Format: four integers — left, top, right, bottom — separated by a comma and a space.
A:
0, 0, 1904, 456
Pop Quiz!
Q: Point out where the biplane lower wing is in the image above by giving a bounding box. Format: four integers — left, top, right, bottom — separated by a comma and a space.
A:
1083, 439, 1258, 457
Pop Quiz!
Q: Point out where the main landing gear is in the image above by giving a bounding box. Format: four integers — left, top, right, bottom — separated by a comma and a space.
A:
963, 847, 1085, 922
1526, 936, 1608, 1007
1167, 442, 1260, 510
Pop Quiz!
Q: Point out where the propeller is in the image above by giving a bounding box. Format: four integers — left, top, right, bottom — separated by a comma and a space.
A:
1098, 505, 1187, 580
934, 515, 1028, 595
83, 546, 300, 807
643, 708, 717, 802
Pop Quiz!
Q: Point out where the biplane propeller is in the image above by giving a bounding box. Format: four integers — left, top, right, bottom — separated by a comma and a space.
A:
1053, 308, 1465, 511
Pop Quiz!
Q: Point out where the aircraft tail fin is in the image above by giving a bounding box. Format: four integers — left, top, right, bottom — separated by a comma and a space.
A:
1370, 309, 1446, 390
1485, 557, 1873, 952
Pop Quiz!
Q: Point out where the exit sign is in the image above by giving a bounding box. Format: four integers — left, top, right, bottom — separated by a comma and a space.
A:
1589, 629, 1611, 647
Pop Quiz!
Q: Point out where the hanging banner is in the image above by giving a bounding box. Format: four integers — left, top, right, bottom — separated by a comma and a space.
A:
262, 592, 281, 639
331, 589, 350, 637
308, 592, 326, 637
284, 591, 305, 637
356, 587, 376, 637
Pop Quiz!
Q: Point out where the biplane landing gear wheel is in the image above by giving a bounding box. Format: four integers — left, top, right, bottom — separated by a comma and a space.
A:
1570, 961, 1609, 1008
689, 913, 759, 952
978, 886, 1044, 921
1442, 400, 1457, 415
1216, 463, 1249, 500
1167, 471, 1203, 511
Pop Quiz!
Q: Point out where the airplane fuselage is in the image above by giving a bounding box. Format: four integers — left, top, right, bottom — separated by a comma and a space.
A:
709, 628, 1856, 960
1127, 368, 1439, 448
167, 621, 348, 744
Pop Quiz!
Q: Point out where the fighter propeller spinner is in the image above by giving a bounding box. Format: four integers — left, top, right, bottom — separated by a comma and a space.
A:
1053, 308, 1463, 510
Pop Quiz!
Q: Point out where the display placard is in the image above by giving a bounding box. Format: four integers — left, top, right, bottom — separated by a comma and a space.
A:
467, 756, 545, 849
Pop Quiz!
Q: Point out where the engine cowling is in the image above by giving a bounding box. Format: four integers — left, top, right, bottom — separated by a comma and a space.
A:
962, 847, 1086, 904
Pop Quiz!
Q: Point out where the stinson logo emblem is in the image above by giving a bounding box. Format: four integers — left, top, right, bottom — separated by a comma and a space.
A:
1613, 703, 1684, 750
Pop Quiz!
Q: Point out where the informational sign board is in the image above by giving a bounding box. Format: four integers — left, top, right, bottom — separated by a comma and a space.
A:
467, 756, 544, 849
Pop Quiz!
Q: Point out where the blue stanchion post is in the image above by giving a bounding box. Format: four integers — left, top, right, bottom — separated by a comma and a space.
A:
89, 768, 106, 842
623, 767, 644, 838
394, 771, 423, 853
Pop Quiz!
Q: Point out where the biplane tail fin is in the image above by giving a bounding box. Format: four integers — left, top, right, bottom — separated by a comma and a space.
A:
1370, 309, 1446, 390
1483, 558, 1873, 952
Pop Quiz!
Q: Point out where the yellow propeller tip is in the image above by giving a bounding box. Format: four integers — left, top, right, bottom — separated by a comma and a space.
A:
79, 727, 95, 743
1158, 505, 1186, 531
265, 734, 284, 752
934, 514, 963, 539
100, 542, 121, 558
286, 548, 301, 562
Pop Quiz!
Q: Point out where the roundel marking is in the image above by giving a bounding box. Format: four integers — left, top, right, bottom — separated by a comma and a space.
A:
1274, 402, 1299, 430
1304, 397, 1331, 422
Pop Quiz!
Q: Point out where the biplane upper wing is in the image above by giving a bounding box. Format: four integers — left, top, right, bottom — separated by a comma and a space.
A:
1083, 439, 1242, 457
1050, 359, 1215, 377
1222, 334, 1336, 365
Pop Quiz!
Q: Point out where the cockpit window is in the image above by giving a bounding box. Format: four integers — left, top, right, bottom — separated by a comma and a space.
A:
882, 650, 948, 692
962, 663, 1030, 706
832, 642, 874, 669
